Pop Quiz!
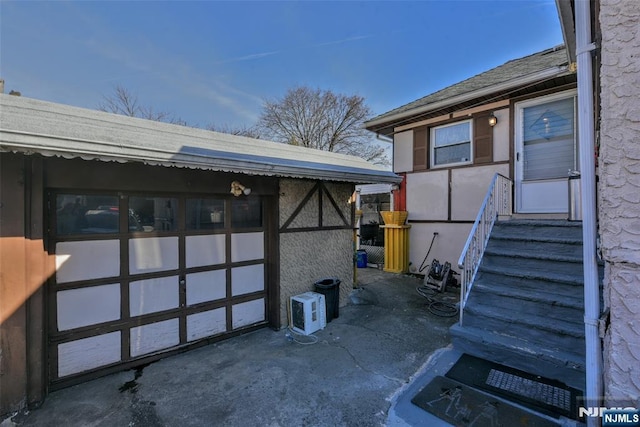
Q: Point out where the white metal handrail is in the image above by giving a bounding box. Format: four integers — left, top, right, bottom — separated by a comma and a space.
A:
457, 173, 512, 324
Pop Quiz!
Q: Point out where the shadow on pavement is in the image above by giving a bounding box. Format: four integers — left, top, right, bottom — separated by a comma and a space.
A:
5, 268, 459, 427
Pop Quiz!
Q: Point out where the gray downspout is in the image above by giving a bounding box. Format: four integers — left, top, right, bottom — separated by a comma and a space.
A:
575, 1, 603, 424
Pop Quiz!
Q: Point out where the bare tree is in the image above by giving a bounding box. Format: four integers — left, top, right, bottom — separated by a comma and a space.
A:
257, 86, 389, 165
98, 85, 260, 135
98, 85, 187, 125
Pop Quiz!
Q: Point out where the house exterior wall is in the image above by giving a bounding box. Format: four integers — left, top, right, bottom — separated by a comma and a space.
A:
406, 170, 449, 221
599, 0, 640, 405
278, 179, 354, 327
396, 107, 511, 275
451, 164, 510, 221
405, 164, 509, 274
409, 223, 472, 276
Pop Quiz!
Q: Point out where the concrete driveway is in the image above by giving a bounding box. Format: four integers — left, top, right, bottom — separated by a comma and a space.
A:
4, 268, 460, 427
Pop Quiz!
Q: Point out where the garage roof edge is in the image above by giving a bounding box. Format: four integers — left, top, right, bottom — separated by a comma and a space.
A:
0, 95, 400, 185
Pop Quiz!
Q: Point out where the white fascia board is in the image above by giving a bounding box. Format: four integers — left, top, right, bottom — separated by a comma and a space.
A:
0, 130, 402, 184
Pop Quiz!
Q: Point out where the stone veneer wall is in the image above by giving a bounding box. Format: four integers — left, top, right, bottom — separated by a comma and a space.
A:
599, 0, 640, 405
278, 179, 354, 328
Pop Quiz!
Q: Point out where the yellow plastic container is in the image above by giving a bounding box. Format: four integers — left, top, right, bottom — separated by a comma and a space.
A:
382, 224, 411, 273
380, 211, 408, 226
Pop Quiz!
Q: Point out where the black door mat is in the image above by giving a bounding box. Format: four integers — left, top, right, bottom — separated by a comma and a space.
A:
411, 376, 559, 427
445, 353, 581, 420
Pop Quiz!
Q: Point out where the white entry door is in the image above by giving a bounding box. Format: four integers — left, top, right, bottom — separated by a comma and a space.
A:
515, 91, 577, 213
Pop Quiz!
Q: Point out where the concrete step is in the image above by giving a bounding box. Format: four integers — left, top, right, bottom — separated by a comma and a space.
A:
470, 282, 584, 323
450, 323, 586, 392
486, 237, 584, 261
462, 303, 586, 355
491, 219, 583, 241
474, 270, 585, 302
480, 254, 584, 282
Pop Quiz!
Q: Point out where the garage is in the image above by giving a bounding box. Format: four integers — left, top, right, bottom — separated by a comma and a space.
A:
0, 93, 401, 412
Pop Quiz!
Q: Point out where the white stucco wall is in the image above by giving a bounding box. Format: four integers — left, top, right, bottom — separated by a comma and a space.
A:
451, 164, 510, 221
599, 0, 640, 405
408, 222, 471, 277
492, 108, 510, 162
393, 130, 413, 173
406, 170, 449, 221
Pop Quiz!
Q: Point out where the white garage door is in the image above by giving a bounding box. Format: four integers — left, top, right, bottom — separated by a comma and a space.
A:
49, 192, 267, 388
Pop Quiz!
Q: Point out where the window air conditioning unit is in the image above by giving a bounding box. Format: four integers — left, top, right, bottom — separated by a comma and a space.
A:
289, 292, 327, 335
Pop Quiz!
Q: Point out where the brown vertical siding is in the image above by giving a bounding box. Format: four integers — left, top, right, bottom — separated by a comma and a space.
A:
265, 195, 281, 330
413, 127, 428, 171
0, 154, 28, 415
25, 156, 47, 408
0, 154, 51, 416
473, 112, 493, 164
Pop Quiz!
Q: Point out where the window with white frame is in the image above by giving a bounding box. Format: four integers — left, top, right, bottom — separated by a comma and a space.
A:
430, 120, 472, 167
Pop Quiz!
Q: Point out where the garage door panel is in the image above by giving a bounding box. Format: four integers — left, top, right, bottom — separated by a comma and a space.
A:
232, 298, 265, 329
231, 264, 264, 296
129, 237, 178, 274
129, 276, 179, 316
187, 308, 226, 342
58, 332, 121, 377
57, 283, 120, 331
231, 232, 264, 262
186, 234, 225, 268
130, 319, 180, 357
186, 270, 226, 305
55, 240, 120, 283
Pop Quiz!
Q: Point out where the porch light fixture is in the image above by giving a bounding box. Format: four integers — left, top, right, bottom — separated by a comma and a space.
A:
230, 181, 251, 196
488, 113, 498, 127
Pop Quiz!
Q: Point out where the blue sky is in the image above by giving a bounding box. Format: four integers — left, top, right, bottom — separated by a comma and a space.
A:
1, 1, 563, 130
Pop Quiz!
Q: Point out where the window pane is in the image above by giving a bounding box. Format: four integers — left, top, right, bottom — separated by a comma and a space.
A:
56, 194, 119, 235
129, 197, 178, 232
434, 122, 470, 147
231, 198, 262, 228
434, 142, 471, 166
523, 96, 575, 180
524, 98, 574, 143
186, 198, 225, 230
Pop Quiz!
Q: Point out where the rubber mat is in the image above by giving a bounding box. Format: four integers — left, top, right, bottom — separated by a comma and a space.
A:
411, 376, 559, 427
444, 353, 581, 419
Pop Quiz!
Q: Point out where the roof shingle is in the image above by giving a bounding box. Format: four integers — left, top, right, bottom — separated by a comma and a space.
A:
366, 45, 569, 128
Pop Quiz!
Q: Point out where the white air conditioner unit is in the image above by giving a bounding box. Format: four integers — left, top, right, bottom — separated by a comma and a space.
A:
289, 292, 327, 335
